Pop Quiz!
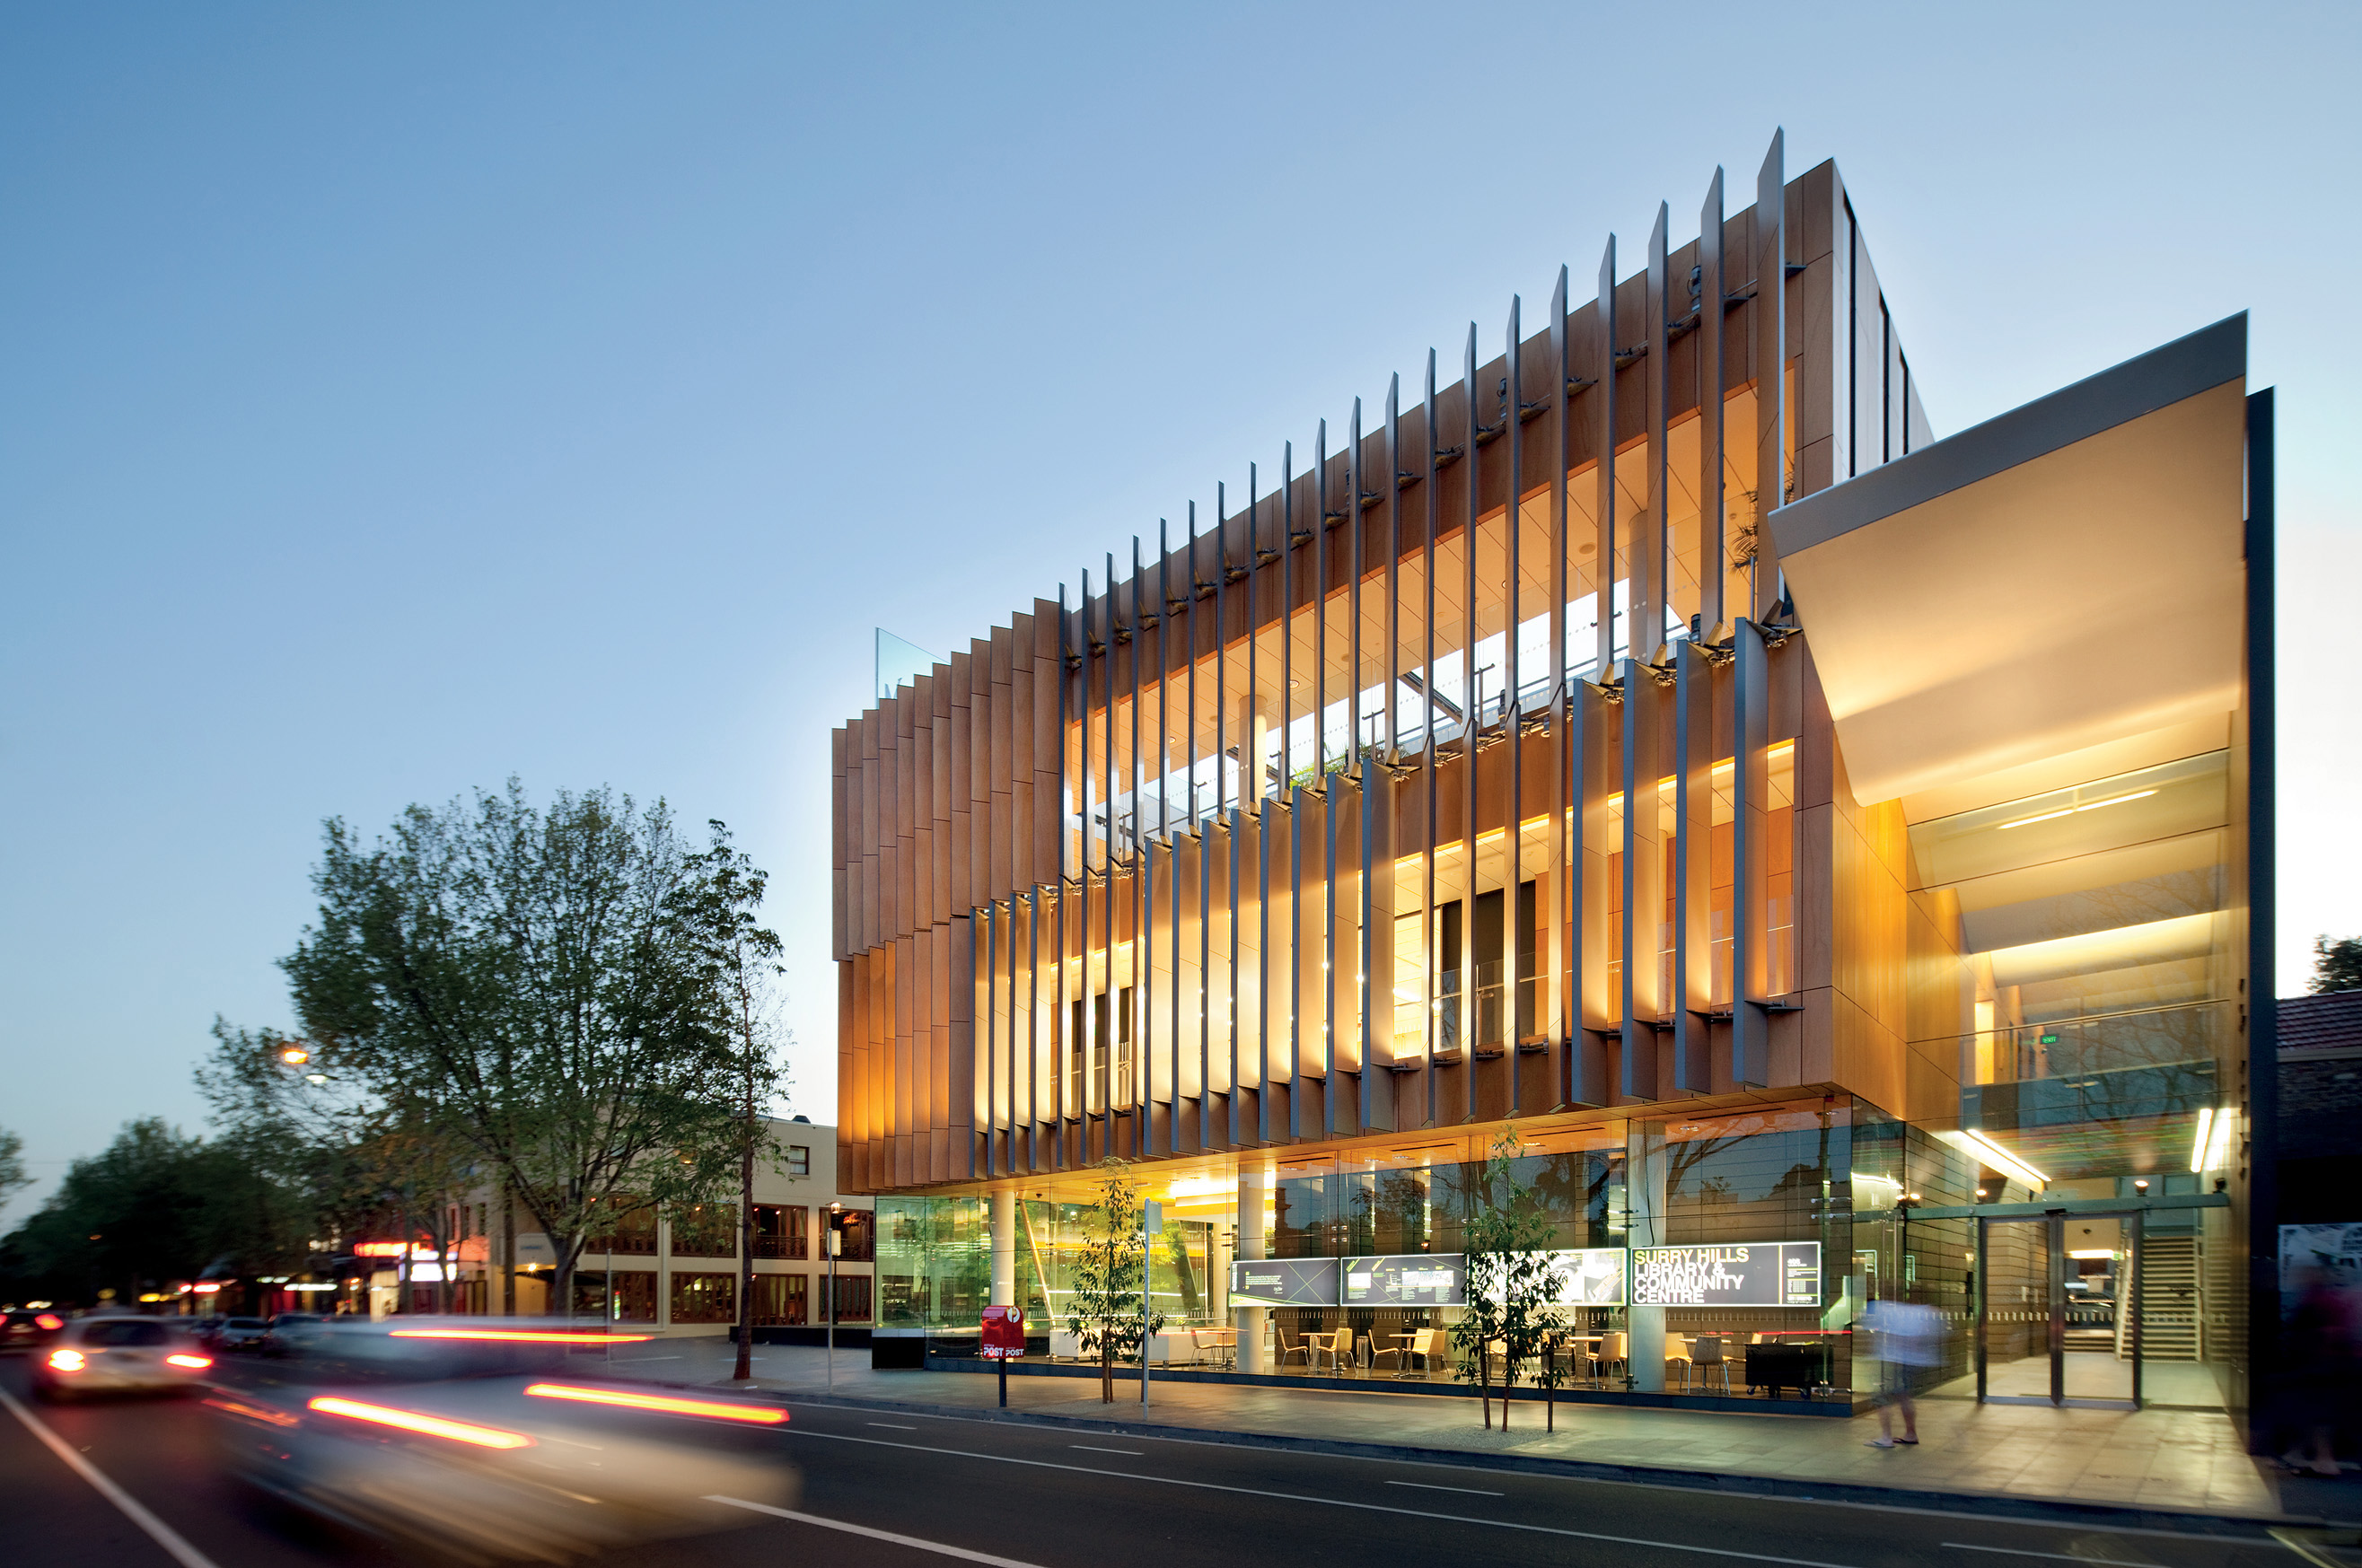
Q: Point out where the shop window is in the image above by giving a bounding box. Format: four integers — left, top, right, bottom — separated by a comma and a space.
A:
571, 1269, 657, 1323
830, 1275, 872, 1323
787, 1144, 810, 1178
670, 1271, 737, 1326
834, 1209, 874, 1263
752, 1273, 808, 1327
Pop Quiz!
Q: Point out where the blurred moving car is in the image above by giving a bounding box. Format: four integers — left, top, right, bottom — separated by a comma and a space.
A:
33, 1316, 213, 1401
261, 1312, 328, 1357
1, 1309, 67, 1354
206, 1317, 271, 1353
208, 1318, 797, 1561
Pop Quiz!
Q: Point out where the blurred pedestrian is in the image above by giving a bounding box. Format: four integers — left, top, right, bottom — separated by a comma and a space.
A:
2280, 1264, 2358, 1476
1861, 1293, 1942, 1448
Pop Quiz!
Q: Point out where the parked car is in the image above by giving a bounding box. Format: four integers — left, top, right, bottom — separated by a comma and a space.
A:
207, 1316, 271, 1353
1, 1309, 67, 1355
32, 1316, 212, 1402
207, 1317, 795, 1561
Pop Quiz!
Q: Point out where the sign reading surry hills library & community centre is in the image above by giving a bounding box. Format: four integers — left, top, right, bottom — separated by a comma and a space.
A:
1226, 1241, 1820, 1310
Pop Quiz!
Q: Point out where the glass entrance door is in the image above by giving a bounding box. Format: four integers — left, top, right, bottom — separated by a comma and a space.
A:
1975, 1211, 2140, 1407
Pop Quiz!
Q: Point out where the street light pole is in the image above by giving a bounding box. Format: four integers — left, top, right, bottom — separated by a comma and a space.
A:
827, 1201, 841, 1391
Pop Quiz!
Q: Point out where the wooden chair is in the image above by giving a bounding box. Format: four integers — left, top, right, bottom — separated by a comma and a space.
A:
1276, 1326, 1311, 1368
1665, 1333, 1693, 1390
1588, 1330, 1628, 1387
1312, 1328, 1353, 1374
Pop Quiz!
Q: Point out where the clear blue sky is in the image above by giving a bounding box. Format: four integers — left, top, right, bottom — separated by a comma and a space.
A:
5, 3, 2357, 1222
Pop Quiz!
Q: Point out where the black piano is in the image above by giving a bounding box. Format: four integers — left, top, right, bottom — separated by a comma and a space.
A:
1743, 1338, 1830, 1399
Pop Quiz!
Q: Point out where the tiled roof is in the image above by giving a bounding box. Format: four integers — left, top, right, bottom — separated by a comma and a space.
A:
2279, 990, 2362, 1053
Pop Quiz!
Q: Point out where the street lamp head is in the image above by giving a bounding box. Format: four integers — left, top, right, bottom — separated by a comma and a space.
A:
280, 1047, 310, 1065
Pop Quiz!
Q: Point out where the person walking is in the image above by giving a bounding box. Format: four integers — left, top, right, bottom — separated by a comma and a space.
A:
1861, 1293, 1942, 1448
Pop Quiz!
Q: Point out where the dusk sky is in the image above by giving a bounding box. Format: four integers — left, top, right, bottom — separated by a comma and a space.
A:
4, 3, 2356, 1223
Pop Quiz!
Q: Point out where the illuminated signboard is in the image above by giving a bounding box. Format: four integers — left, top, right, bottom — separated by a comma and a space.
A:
1541, 1248, 1628, 1306
354, 1242, 408, 1258
1341, 1255, 1465, 1307
1630, 1242, 1821, 1308
1227, 1257, 1341, 1308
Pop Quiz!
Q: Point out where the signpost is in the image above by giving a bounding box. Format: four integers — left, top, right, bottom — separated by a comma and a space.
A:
980, 1304, 1025, 1406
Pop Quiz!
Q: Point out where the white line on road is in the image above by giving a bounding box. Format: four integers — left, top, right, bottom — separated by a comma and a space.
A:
777, 1421, 1865, 1568
1944, 1545, 2169, 1568
1386, 1480, 1504, 1496
0, 1387, 223, 1568
709, 1495, 1048, 1567
1071, 1444, 1144, 1456
870, 1422, 918, 1430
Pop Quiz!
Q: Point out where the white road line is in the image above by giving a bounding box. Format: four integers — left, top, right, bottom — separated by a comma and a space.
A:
777, 1423, 1863, 1568
1943, 1545, 2167, 1568
708, 1496, 1048, 1567
1071, 1444, 1144, 1456
870, 1422, 918, 1430
1386, 1479, 1504, 1496
0, 1388, 222, 1568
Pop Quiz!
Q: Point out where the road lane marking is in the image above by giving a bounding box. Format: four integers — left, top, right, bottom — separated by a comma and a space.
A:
0, 1388, 223, 1568
870, 1422, 918, 1430
1944, 1546, 2166, 1568
1071, 1444, 1144, 1455
1387, 1479, 1504, 1495
775, 1423, 1863, 1567
708, 1496, 1047, 1567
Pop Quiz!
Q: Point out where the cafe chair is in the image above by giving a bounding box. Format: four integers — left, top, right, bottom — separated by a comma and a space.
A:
1276, 1327, 1312, 1368
1690, 1336, 1733, 1395
1310, 1328, 1352, 1375
1589, 1330, 1628, 1387
1665, 1334, 1693, 1390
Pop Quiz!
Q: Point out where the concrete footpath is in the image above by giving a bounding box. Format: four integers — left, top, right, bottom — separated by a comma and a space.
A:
589, 1337, 2362, 1531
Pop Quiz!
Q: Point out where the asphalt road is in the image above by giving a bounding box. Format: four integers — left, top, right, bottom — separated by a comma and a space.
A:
0, 1353, 2313, 1568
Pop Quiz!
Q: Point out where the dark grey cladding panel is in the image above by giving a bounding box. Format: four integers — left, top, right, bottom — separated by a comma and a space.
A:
1768, 313, 2246, 558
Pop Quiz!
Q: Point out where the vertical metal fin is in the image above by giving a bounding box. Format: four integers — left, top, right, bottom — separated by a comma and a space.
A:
1731, 617, 1769, 1087
1699, 167, 1727, 638
1504, 293, 1524, 1111
1753, 130, 1787, 619
1642, 202, 1670, 665
1619, 654, 1663, 1101
1672, 639, 1715, 1092
1595, 238, 1619, 672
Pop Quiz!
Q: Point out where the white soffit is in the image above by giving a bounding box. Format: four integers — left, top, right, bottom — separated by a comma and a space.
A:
1769, 317, 2247, 806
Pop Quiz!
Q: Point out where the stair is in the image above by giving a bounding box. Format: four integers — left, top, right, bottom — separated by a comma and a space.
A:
2134, 1236, 2202, 1362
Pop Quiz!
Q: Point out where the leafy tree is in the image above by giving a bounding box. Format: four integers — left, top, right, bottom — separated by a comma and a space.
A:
0, 1127, 28, 1208
279, 782, 785, 1316
1451, 1126, 1559, 1429
0, 1118, 307, 1309
2310, 934, 2362, 995
1065, 1158, 1164, 1403
700, 838, 793, 1381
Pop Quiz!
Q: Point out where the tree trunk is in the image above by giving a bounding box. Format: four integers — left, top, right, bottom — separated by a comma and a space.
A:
1480, 1343, 1491, 1429
734, 1093, 756, 1380
1101, 1341, 1113, 1403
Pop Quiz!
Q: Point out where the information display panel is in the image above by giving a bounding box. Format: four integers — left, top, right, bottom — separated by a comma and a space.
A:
1630, 1242, 1821, 1307
1228, 1257, 1342, 1309
1541, 1248, 1628, 1306
1341, 1254, 1465, 1307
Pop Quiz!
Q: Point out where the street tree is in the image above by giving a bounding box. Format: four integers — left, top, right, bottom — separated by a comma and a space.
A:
2310, 934, 2362, 994
1065, 1158, 1164, 1403
0, 1127, 28, 1208
280, 782, 783, 1317
1451, 1125, 1559, 1429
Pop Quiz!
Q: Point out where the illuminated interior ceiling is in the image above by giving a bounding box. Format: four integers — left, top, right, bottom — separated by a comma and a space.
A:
1767, 316, 2247, 807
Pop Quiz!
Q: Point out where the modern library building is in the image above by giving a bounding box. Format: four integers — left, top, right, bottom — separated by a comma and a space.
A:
832, 137, 2276, 1433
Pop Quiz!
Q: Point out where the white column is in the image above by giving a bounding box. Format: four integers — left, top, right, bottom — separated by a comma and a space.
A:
1234, 1169, 1268, 1373
990, 1191, 1017, 1307
1627, 1120, 1668, 1389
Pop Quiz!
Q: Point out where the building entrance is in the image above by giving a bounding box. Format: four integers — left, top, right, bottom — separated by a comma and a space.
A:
1975, 1208, 2143, 1408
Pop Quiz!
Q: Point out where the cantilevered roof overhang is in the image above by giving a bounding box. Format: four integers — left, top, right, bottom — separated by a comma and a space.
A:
1766, 315, 2248, 806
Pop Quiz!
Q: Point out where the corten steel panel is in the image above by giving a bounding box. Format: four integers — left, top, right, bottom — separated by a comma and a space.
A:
1348, 400, 1363, 771
1313, 422, 1329, 781
1385, 375, 1401, 756
830, 728, 848, 961
1419, 348, 1441, 1130
1030, 604, 1062, 893
1503, 295, 1525, 1113
1753, 132, 1787, 616
1546, 267, 1572, 1099
1620, 655, 1664, 1101
1459, 323, 1481, 1128
1699, 167, 1726, 637
1673, 639, 1716, 1092
1640, 204, 1670, 663
1595, 238, 1619, 672
1731, 617, 1771, 1087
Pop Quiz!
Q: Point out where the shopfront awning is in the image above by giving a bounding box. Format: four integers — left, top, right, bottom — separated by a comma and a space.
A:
1765, 317, 2248, 806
